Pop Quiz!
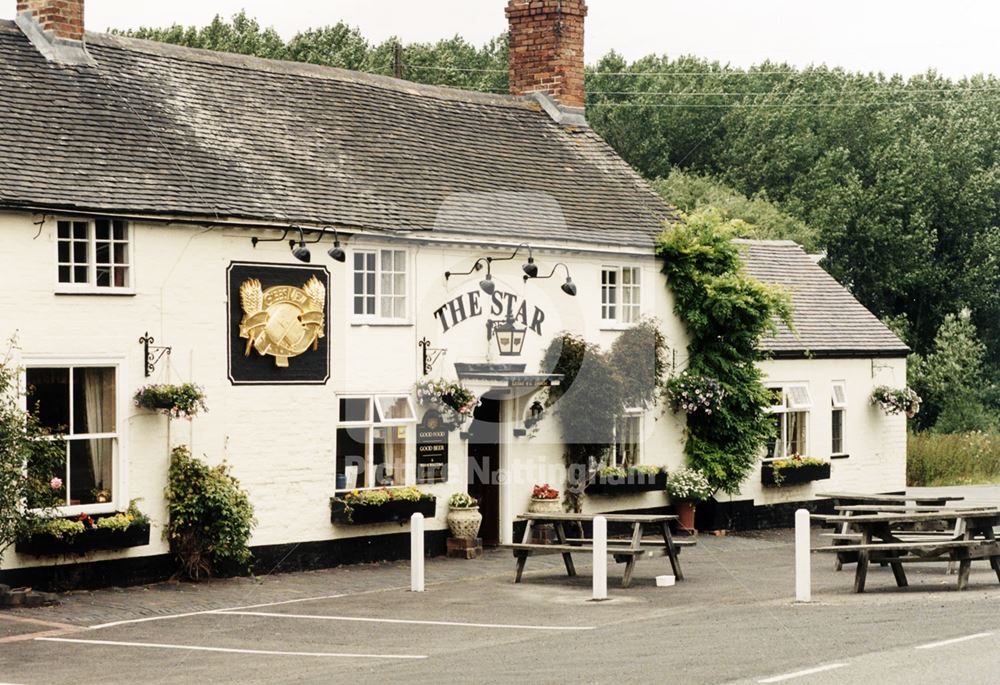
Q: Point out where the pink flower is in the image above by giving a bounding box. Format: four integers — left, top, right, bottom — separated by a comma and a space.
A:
50, 477, 63, 490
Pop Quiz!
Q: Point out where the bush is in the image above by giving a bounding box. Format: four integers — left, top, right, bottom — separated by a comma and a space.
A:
165, 446, 256, 580
907, 432, 1000, 486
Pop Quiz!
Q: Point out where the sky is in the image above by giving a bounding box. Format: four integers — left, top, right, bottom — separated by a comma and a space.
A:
4, 1, 1000, 79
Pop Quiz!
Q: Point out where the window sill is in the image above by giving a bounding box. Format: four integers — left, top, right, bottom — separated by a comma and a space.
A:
350, 320, 413, 328
55, 287, 135, 297
600, 323, 636, 331
831, 453, 850, 460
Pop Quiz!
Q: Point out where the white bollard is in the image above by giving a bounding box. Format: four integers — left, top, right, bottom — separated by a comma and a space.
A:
795, 508, 811, 602
410, 512, 425, 593
592, 515, 608, 601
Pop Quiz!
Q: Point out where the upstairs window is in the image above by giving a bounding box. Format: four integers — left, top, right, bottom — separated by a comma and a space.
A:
601, 266, 640, 325
353, 249, 408, 321
831, 382, 847, 456
765, 384, 812, 459
57, 219, 131, 291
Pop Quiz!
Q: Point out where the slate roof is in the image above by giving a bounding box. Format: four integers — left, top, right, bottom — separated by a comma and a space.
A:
0, 21, 675, 247
737, 240, 910, 358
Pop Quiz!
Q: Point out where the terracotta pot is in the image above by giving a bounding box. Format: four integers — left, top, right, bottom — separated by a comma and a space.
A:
446, 506, 482, 539
675, 501, 696, 533
528, 497, 562, 514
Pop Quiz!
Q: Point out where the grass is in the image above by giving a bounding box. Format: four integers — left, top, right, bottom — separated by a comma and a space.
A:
907, 431, 1000, 486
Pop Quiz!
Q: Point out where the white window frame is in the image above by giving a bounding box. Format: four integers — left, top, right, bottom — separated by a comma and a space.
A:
351, 248, 410, 324
21, 356, 127, 516
831, 381, 848, 456
54, 217, 134, 295
601, 266, 641, 327
336, 394, 416, 491
765, 384, 811, 459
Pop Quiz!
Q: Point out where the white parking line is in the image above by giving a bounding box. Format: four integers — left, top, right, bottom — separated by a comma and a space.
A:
915, 632, 993, 650
219, 610, 595, 631
35, 637, 427, 660
757, 662, 849, 683
87, 593, 348, 630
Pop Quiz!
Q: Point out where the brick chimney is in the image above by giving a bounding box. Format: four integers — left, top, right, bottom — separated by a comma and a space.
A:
506, 0, 588, 110
15, 0, 91, 64
17, 0, 84, 41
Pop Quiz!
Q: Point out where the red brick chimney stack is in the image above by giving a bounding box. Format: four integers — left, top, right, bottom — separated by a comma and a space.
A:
16, 0, 84, 41
506, 0, 588, 109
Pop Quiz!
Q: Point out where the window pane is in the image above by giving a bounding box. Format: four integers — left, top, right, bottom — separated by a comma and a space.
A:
96, 266, 111, 287
69, 438, 114, 504
27, 441, 68, 508
72, 221, 87, 240
73, 240, 88, 263
95, 219, 110, 241
354, 296, 365, 315
26, 368, 70, 432
72, 367, 116, 434
114, 266, 129, 288
787, 385, 812, 409
353, 252, 365, 271
832, 409, 844, 454
353, 272, 364, 294
394, 273, 406, 296
336, 426, 369, 489
73, 265, 87, 283
57, 221, 70, 240
373, 426, 406, 487
58, 265, 71, 282
339, 397, 370, 423
366, 295, 375, 314
58, 240, 70, 262
112, 220, 127, 241
377, 396, 414, 422
380, 295, 392, 319
832, 383, 847, 408
366, 253, 375, 270
380, 250, 394, 271
113, 242, 128, 265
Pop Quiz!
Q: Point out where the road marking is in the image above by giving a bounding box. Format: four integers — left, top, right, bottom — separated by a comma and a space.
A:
35, 637, 427, 660
87, 593, 348, 630
758, 663, 849, 683
915, 632, 993, 650
218, 610, 595, 631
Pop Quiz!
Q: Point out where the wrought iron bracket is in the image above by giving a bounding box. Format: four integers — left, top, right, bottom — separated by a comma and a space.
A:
418, 337, 446, 376
139, 332, 172, 378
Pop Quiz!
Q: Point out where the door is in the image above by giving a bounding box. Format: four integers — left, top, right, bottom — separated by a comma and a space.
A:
467, 395, 501, 546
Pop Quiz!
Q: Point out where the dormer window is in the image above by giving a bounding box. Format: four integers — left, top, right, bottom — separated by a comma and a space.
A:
56, 218, 132, 292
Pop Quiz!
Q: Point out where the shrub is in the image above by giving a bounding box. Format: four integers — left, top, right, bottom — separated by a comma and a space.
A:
907, 432, 1000, 486
165, 446, 256, 580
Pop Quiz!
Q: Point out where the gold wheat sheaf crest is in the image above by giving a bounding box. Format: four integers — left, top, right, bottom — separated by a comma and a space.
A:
239, 276, 326, 367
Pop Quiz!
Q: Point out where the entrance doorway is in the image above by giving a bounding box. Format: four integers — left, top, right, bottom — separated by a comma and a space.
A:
467, 395, 502, 546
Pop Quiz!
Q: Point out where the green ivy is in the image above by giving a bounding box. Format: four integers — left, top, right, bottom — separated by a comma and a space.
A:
164, 446, 256, 580
657, 209, 792, 494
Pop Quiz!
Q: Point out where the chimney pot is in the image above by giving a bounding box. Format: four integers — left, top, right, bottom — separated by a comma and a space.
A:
506, 0, 587, 109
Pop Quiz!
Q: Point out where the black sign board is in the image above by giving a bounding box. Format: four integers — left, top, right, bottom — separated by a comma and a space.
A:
227, 261, 331, 385
416, 409, 449, 483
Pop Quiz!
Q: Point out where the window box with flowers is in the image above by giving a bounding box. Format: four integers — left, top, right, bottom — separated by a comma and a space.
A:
330, 487, 436, 525
587, 465, 668, 495
414, 378, 478, 431
16, 500, 151, 556
134, 383, 208, 420
761, 455, 831, 487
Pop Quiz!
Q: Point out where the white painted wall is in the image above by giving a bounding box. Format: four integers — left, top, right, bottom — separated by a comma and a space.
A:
0, 210, 907, 571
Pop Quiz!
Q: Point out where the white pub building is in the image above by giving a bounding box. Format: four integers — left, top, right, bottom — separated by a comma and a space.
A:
0, 0, 910, 588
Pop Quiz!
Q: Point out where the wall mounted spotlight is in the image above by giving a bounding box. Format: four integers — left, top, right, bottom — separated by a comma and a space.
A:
324, 226, 346, 263
445, 244, 537, 294
488, 243, 537, 279
524, 262, 577, 296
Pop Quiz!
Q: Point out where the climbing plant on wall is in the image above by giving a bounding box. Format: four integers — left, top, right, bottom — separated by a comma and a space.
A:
657, 209, 792, 494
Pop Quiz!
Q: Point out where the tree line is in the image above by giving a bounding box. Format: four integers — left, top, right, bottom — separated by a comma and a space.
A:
118, 13, 999, 430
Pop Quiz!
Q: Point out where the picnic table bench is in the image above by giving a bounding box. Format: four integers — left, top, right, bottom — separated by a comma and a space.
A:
501, 513, 694, 588
812, 509, 1000, 592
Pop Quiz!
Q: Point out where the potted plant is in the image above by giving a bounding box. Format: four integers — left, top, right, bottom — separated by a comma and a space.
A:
415, 378, 479, 430
16, 500, 151, 556
587, 464, 668, 495
446, 492, 482, 540
664, 372, 726, 417
330, 486, 436, 525
666, 468, 714, 533
134, 383, 208, 419
870, 385, 921, 418
528, 484, 562, 513
761, 455, 831, 486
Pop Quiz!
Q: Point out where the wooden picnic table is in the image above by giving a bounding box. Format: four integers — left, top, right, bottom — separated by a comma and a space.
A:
813, 509, 1000, 592
501, 513, 693, 588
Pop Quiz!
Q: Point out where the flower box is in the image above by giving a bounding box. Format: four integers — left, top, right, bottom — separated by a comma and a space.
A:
587, 471, 668, 495
330, 497, 436, 525
15, 523, 151, 556
761, 462, 831, 487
